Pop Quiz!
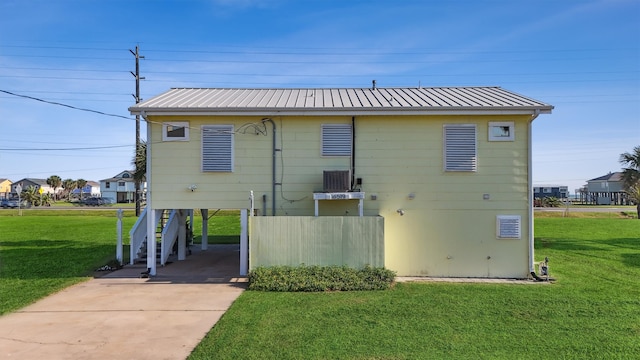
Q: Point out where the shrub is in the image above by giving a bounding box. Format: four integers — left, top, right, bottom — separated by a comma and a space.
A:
248, 264, 396, 292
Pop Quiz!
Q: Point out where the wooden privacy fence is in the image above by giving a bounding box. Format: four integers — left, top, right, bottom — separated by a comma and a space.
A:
249, 216, 384, 269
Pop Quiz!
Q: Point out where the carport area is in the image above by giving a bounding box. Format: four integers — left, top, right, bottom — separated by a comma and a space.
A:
0, 245, 246, 360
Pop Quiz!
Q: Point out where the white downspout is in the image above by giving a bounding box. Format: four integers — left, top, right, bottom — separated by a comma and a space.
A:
528, 109, 540, 274
141, 111, 156, 276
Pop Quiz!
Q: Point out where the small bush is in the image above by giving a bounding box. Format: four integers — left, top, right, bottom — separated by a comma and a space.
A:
248, 265, 396, 292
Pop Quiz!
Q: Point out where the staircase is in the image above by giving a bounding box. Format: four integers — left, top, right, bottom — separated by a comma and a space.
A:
130, 209, 193, 265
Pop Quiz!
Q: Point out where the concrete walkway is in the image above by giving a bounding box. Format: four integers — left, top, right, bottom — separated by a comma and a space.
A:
0, 245, 246, 360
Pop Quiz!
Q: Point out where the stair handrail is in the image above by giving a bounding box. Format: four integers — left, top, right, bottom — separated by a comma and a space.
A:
160, 210, 179, 265
129, 208, 164, 265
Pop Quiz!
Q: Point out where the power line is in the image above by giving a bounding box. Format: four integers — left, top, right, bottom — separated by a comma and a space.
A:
0, 145, 133, 151
2, 43, 637, 55
3, 65, 638, 78
0, 89, 134, 120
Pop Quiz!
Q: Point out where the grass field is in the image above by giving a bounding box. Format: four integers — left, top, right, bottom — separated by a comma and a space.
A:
1, 211, 638, 358
189, 216, 640, 359
0, 215, 137, 314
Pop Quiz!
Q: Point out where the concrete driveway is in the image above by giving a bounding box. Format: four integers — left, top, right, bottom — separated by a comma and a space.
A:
0, 245, 246, 360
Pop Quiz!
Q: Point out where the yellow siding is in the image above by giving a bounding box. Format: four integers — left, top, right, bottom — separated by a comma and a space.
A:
148, 114, 532, 277
0, 179, 12, 193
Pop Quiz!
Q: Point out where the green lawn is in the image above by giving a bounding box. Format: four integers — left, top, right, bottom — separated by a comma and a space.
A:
189, 217, 640, 359
0, 215, 137, 314
0, 210, 239, 315
1, 213, 638, 358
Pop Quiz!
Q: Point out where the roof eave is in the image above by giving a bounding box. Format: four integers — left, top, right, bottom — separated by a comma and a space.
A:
130, 106, 553, 117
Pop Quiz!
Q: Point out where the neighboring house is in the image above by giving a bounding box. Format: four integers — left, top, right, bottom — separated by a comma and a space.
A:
11, 178, 57, 196
586, 172, 627, 205
533, 185, 568, 199
0, 178, 12, 199
71, 181, 101, 199
100, 171, 144, 203
129, 87, 553, 278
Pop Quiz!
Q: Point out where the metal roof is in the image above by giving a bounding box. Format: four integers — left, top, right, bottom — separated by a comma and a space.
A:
587, 172, 623, 182
129, 87, 553, 116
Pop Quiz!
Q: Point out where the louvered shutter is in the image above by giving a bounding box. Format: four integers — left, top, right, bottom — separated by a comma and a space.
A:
321, 124, 352, 156
496, 215, 521, 239
202, 125, 233, 172
444, 124, 477, 171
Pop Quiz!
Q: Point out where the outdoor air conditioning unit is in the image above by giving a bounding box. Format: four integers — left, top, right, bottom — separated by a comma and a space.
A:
323, 170, 350, 192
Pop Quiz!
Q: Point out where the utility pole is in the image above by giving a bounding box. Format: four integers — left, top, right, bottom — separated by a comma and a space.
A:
130, 45, 145, 216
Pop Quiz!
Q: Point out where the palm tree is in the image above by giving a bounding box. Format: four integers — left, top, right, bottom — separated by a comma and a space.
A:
22, 185, 40, 207
624, 184, 640, 219
619, 146, 640, 218
46, 175, 62, 200
76, 179, 88, 201
132, 140, 147, 182
43, 193, 53, 206
62, 179, 77, 202
619, 146, 640, 187
132, 140, 147, 216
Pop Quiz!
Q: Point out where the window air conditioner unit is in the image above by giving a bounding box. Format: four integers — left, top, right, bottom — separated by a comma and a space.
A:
323, 170, 350, 192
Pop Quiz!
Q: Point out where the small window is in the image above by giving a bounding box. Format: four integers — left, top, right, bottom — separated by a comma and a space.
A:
118, 182, 125, 187
443, 124, 477, 172
543, 187, 551, 193
122, 173, 130, 178
488, 122, 514, 141
202, 125, 234, 172
162, 122, 190, 141
321, 124, 352, 156
106, 182, 110, 189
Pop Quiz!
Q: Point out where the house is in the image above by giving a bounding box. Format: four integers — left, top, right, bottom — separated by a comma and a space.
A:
11, 178, 57, 196
586, 172, 627, 205
100, 171, 144, 203
71, 181, 101, 199
533, 185, 568, 199
129, 87, 553, 278
0, 178, 12, 199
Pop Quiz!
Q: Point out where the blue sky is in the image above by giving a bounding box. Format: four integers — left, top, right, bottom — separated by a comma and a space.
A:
1, 0, 638, 193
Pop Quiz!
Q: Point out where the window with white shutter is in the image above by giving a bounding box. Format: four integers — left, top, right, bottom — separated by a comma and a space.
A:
443, 124, 477, 172
321, 124, 352, 156
202, 125, 234, 172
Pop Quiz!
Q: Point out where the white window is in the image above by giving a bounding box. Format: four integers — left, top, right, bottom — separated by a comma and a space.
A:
488, 122, 515, 141
443, 124, 477, 172
162, 122, 190, 141
543, 187, 551, 193
202, 125, 234, 172
321, 124, 352, 156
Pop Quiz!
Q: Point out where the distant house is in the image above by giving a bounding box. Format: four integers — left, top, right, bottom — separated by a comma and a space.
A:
100, 171, 145, 203
129, 86, 553, 279
533, 185, 568, 199
586, 172, 627, 205
0, 178, 12, 199
11, 178, 57, 196
71, 181, 101, 199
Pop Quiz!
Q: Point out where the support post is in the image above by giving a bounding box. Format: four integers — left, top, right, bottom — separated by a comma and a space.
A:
240, 209, 248, 276
201, 209, 208, 250
178, 210, 186, 261
147, 209, 157, 276
116, 209, 123, 265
